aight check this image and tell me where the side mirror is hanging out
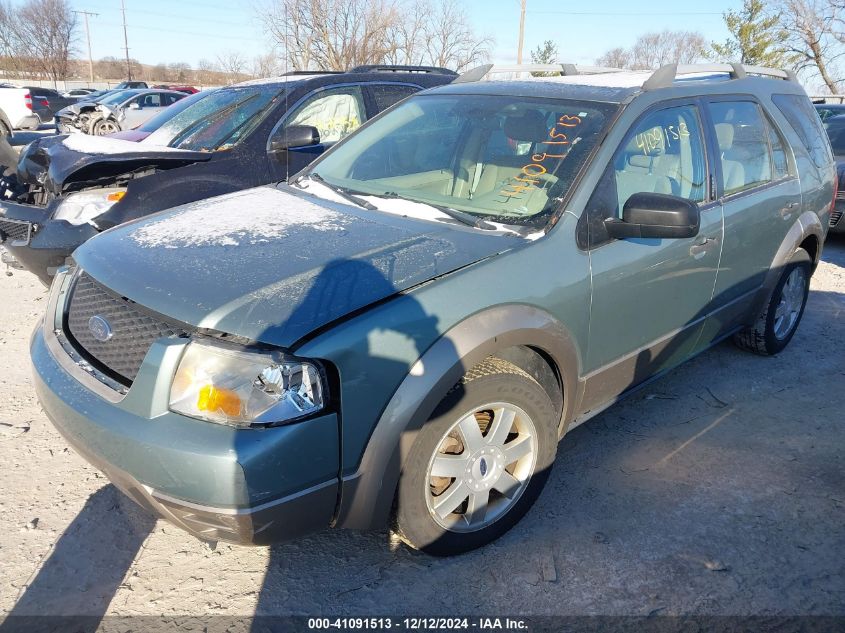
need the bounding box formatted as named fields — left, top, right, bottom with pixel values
left=604, top=192, right=700, bottom=239
left=128, top=102, right=140, bottom=110
left=270, top=125, right=320, bottom=152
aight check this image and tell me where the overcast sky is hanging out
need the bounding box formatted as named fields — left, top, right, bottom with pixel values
left=52, top=0, right=741, bottom=69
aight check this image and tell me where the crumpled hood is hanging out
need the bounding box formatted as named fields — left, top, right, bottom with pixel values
left=17, top=135, right=211, bottom=194
left=55, top=103, right=83, bottom=118
left=74, top=186, right=523, bottom=348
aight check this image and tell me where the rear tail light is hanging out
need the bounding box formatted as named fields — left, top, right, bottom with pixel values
left=24, top=92, right=31, bottom=110
left=40, top=98, right=49, bottom=107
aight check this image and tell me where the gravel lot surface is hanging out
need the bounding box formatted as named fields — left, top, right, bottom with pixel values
left=0, top=237, right=843, bottom=620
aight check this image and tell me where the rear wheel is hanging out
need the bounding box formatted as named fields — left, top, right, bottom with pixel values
left=91, top=117, right=120, bottom=136
left=734, top=249, right=811, bottom=355
left=394, top=358, right=557, bottom=556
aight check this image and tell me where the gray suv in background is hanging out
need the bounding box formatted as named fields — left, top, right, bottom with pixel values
left=31, top=63, right=834, bottom=556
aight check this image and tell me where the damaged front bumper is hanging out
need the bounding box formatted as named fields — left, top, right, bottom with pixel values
left=30, top=269, right=340, bottom=545
left=0, top=200, right=96, bottom=285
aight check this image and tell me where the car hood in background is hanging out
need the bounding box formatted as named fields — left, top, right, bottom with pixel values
left=16, top=134, right=212, bottom=194
left=74, top=185, right=524, bottom=348
left=108, top=129, right=151, bottom=142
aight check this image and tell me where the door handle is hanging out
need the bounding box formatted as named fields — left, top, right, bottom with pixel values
left=690, top=237, right=716, bottom=259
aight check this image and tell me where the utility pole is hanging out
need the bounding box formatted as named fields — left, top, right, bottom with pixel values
left=516, top=0, right=526, bottom=65
left=74, top=10, right=98, bottom=85
left=120, top=0, right=131, bottom=80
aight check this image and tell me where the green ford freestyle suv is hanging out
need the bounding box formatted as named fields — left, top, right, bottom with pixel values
left=31, top=63, right=834, bottom=555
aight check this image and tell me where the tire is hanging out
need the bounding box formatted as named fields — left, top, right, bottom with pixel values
left=91, top=117, right=120, bottom=136
left=394, top=358, right=557, bottom=556
left=733, top=248, right=812, bottom=356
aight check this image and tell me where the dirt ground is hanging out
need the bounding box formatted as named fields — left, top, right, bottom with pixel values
left=0, top=237, right=843, bottom=621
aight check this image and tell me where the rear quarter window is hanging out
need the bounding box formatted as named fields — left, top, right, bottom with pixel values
left=772, top=94, right=833, bottom=168
left=371, top=84, right=419, bottom=111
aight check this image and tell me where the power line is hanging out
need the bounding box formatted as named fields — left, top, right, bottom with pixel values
left=73, top=10, right=98, bottom=85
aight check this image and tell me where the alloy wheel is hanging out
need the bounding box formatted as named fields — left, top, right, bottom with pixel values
left=424, top=402, right=538, bottom=533
left=773, top=266, right=806, bottom=340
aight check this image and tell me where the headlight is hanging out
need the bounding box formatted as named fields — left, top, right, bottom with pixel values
left=52, top=188, right=126, bottom=225
left=169, top=339, right=325, bottom=428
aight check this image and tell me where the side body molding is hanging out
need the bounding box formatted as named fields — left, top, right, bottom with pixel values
left=335, top=304, right=582, bottom=530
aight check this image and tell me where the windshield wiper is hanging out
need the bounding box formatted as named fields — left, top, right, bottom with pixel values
left=378, top=191, right=496, bottom=230
left=298, top=172, right=377, bottom=211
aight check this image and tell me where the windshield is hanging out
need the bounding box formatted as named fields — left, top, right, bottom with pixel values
left=135, top=90, right=210, bottom=133
left=307, top=94, right=617, bottom=228
left=142, top=85, right=284, bottom=151
left=99, top=90, right=137, bottom=105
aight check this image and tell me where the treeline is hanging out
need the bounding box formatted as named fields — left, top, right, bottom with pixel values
left=0, top=0, right=493, bottom=87
left=582, top=0, right=845, bottom=93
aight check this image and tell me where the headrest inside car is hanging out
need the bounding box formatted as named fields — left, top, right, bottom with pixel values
left=715, top=123, right=734, bottom=150
left=504, top=110, right=548, bottom=142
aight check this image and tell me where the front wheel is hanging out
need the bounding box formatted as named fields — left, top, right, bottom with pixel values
left=91, top=117, right=120, bottom=136
left=394, top=358, right=557, bottom=556
left=734, top=249, right=811, bottom=355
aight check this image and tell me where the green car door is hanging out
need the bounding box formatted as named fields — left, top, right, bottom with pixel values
left=698, top=98, right=804, bottom=343
left=579, top=102, right=723, bottom=412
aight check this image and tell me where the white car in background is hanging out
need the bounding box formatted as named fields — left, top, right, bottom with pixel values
left=0, top=84, right=40, bottom=134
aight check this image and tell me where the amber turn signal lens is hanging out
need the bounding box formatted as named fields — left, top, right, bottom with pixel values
left=196, top=384, right=242, bottom=417
left=106, top=191, right=126, bottom=202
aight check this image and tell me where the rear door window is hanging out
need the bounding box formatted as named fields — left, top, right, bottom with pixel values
left=708, top=101, right=773, bottom=196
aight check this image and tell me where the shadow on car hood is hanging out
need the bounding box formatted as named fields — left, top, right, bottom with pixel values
left=17, top=135, right=211, bottom=194
left=74, top=185, right=524, bottom=348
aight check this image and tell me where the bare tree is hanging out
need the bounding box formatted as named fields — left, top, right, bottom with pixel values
left=169, top=62, right=192, bottom=83
left=196, top=58, right=218, bottom=86
left=596, top=30, right=706, bottom=70
left=780, top=0, right=842, bottom=92
left=252, top=52, right=282, bottom=78
left=96, top=56, right=124, bottom=80
left=216, top=51, right=250, bottom=83
left=595, top=47, right=632, bottom=69
left=383, top=0, right=428, bottom=66
left=261, top=0, right=490, bottom=71
left=0, top=0, right=76, bottom=85
left=263, top=0, right=399, bottom=71
left=418, top=0, right=491, bottom=71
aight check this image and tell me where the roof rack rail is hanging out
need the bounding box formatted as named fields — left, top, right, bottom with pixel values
left=349, top=65, right=458, bottom=76
left=453, top=63, right=624, bottom=84
left=642, top=63, right=799, bottom=90
left=282, top=70, right=344, bottom=76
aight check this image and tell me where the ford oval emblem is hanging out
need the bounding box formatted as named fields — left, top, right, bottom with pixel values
left=88, top=315, right=113, bottom=342
left=479, top=457, right=488, bottom=477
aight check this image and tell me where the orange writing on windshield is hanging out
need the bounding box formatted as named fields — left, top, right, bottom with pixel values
left=496, top=113, right=584, bottom=203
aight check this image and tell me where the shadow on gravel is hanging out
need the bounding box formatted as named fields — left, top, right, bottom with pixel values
left=1, top=485, right=154, bottom=630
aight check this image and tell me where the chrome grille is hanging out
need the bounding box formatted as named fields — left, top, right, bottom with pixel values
left=832, top=210, right=843, bottom=227
left=836, top=191, right=845, bottom=201
left=65, top=272, right=190, bottom=384
left=0, top=218, right=32, bottom=245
